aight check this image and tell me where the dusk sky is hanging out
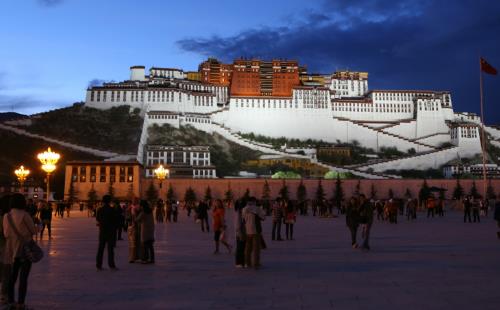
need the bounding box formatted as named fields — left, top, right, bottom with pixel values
left=1, top=0, right=499, bottom=124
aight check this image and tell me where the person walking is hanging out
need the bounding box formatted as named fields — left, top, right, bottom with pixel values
left=3, top=194, right=36, bottom=309
left=234, top=199, right=246, bottom=268
left=463, top=196, right=472, bottom=223
left=243, top=197, right=266, bottom=269
left=197, top=200, right=210, bottom=233
left=472, top=197, right=481, bottom=223
left=271, top=198, right=284, bottom=241
left=406, top=198, right=417, bottom=221
left=426, top=196, right=436, bottom=218
left=375, top=200, right=384, bottom=221
left=165, top=200, right=173, bottom=223
left=284, top=201, right=296, bottom=240
left=114, top=200, right=124, bottom=241
left=126, top=199, right=142, bottom=263
left=0, top=195, right=11, bottom=305
left=346, top=197, right=360, bottom=248
left=155, top=199, right=165, bottom=224
left=212, top=200, right=231, bottom=254
left=96, top=195, right=118, bottom=270
left=358, top=194, right=374, bottom=251
left=39, top=201, right=53, bottom=240
left=494, top=198, right=500, bottom=239
left=172, top=201, right=178, bottom=223
left=137, top=200, right=155, bottom=264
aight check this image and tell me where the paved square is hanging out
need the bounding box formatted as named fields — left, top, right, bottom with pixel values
left=26, top=209, right=500, bottom=310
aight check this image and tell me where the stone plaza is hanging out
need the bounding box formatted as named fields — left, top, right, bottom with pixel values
left=26, top=209, right=500, bottom=310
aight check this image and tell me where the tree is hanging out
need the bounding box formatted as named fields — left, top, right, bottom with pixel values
left=354, top=180, right=362, bottom=197
left=87, top=184, right=98, bottom=207
left=486, top=180, right=496, bottom=200
left=388, top=189, right=394, bottom=199
left=243, top=188, right=251, bottom=201
left=296, top=180, right=307, bottom=203
left=204, top=186, right=212, bottom=202
left=333, top=176, right=344, bottom=209
left=470, top=181, right=479, bottom=199
left=370, top=183, right=377, bottom=200
left=107, top=181, right=115, bottom=201
left=262, top=180, right=271, bottom=201
left=418, top=179, right=430, bottom=206
left=452, top=178, right=464, bottom=200
left=404, top=188, right=412, bottom=199
left=279, top=181, right=289, bottom=200
left=145, top=181, right=158, bottom=204
left=184, top=187, right=197, bottom=205
left=166, top=183, right=175, bottom=202
left=67, top=181, right=78, bottom=204
left=315, top=179, right=325, bottom=202
left=224, top=186, right=234, bottom=203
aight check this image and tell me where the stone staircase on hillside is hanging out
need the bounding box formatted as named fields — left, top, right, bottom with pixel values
left=351, top=146, right=459, bottom=172
left=205, top=121, right=396, bottom=179
left=314, top=160, right=399, bottom=179
left=341, top=118, right=436, bottom=150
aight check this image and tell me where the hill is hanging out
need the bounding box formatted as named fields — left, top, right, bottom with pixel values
left=2, top=103, right=262, bottom=180
left=24, top=104, right=143, bottom=154
left=0, top=128, right=103, bottom=196
left=0, top=112, right=27, bottom=122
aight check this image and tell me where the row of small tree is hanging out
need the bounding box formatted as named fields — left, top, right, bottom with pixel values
left=76, top=177, right=497, bottom=206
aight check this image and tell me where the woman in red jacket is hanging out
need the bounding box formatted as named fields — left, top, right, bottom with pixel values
left=212, top=200, right=232, bottom=254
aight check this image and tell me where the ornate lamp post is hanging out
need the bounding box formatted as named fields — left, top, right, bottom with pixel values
left=154, top=164, right=169, bottom=189
left=14, top=165, right=30, bottom=193
left=37, top=147, right=60, bottom=203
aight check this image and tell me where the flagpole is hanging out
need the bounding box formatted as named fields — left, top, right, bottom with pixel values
left=479, top=57, right=487, bottom=199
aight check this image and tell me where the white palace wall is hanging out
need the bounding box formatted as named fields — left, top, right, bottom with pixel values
left=222, top=101, right=432, bottom=153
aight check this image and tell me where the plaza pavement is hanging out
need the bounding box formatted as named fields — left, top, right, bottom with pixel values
left=25, top=209, right=500, bottom=310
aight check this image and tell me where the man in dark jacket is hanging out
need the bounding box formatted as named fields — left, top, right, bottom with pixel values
left=197, top=201, right=210, bottom=232
left=494, top=199, right=500, bottom=239
left=358, top=195, right=374, bottom=251
left=96, top=195, right=118, bottom=270
left=346, top=197, right=360, bottom=248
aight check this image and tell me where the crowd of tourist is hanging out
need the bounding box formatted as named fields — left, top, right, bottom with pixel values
left=0, top=188, right=499, bottom=309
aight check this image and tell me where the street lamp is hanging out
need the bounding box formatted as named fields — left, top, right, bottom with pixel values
left=14, top=165, right=30, bottom=192
left=37, top=147, right=60, bottom=203
left=154, top=164, right=169, bottom=188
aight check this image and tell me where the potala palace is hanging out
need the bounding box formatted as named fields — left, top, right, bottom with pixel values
left=84, top=58, right=500, bottom=179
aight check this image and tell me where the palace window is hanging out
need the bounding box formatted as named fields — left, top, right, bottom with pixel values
left=79, top=166, right=86, bottom=182
left=71, top=167, right=78, bottom=182
left=127, top=167, right=134, bottom=182
left=100, top=166, right=106, bottom=182
left=119, top=166, right=126, bottom=182
left=110, top=167, right=116, bottom=183
left=90, top=166, right=96, bottom=182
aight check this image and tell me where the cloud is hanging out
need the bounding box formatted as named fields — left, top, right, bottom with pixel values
left=87, top=79, right=116, bottom=88
left=0, top=94, right=67, bottom=115
left=88, top=79, right=106, bottom=88
left=177, top=0, right=500, bottom=124
left=37, top=0, right=64, bottom=7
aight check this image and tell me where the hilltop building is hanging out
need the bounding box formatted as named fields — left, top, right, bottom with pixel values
left=84, top=57, right=500, bottom=178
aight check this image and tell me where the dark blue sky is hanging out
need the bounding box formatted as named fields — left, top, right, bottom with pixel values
left=1, top=0, right=499, bottom=124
